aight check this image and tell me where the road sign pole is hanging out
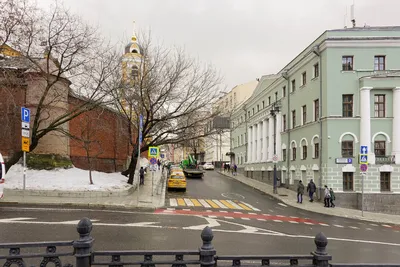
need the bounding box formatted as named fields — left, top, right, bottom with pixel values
left=152, top=171, right=154, bottom=197
left=361, top=172, right=365, bottom=217
left=137, top=115, right=143, bottom=204
left=23, top=151, right=26, bottom=190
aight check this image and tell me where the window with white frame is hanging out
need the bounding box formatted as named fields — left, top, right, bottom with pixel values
left=301, top=139, right=308, bottom=160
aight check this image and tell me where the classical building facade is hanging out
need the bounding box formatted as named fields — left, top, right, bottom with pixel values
left=231, top=26, right=400, bottom=213
left=204, top=81, right=257, bottom=163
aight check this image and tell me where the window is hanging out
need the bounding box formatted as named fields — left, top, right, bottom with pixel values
left=257, top=104, right=260, bottom=112
left=302, top=72, right=307, bottom=86
left=380, top=172, right=391, bottom=191
left=341, top=141, right=353, bottom=157
left=283, top=86, right=286, bottom=97
left=275, top=92, right=278, bottom=101
left=374, top=94, right=386, bottom=117
left=374, top=141, right=386, bottom=156
left=292, top=110, right=296, bottom=128
left=302, top=145, right=307, bottom=159
left=268, top=96, right=271, bottom=105
left=342, top=56, right=353, bottom=71
left=313, top=63, right=319, bottom=78
left=314, top=99, right=319, bottom=121
left=302, top=105, right=307, bottom=125
left=262, top=101, right=265, bottom=109
left=314, top=143, right=319, bottom=158
left=343, top=172, right=354, bottom=191
left=292, top=147, right=296, bottom=161
left=374, top=56, right=385, bottom=71
left=252, top=108, right=254, bottom=115
left=291, top=79, right=296, bottom=92
left=342, top=94, right=353, bottom=117
left=247, top=111, right=250, bottom=118
left=283, top=114, right=286, bottom=131
left=282, top=149, right=287, bottom=161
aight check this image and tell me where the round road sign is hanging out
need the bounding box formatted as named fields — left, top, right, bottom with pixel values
left=360, top=164, right=368, bottom=172
left=272, top=154, right=278, bottom=162
left=150, top=157, right=157, bottom=165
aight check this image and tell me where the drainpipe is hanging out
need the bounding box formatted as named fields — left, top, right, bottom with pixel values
left=313, top=45, right=322, bottom=200
left=282, top=70, right=290, bottom=188
left=243, top=104, right=248, bottom=168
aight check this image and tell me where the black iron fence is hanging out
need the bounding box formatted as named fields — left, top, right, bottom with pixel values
left=0, top=218, right=398, bottom=267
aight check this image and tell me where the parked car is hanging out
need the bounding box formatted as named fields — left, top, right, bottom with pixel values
left=203, top=162, right=215, bottom=170
left=167, top=171, right=187, bottom=192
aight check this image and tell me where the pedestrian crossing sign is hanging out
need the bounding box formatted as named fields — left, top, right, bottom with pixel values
left=359, top=155, right=368, bottom=164
left=148, top=146, right=159, bottom=157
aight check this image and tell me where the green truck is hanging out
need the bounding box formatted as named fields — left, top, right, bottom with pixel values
left=180, top=154, right=205, bottom=179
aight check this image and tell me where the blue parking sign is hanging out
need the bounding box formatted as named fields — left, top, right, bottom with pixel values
left=21, top=107, right=30, bottom=123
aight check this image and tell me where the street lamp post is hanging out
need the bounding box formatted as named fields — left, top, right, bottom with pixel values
left=270, top=102, right=280, bottom=195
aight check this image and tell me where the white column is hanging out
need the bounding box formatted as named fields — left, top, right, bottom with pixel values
left=393, top=87, right=400, bottom=164
left=247, top=126, right=252, bottom=163
left=252, top=124, right=257, bottom=162
left=360, top=87, right=373, bottom=163
left=262, top=119, right=268, bottom=162
left=257, top=121, right=262, bottom=162
left=268, top=117, right=274, bottom=161
left=276, top=113, right=282, bottom=161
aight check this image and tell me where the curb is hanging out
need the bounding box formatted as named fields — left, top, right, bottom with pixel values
left=217, top=171, right=400, bottom=225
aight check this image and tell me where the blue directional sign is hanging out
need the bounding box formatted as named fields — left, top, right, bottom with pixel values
left=347, top=158, right=353, bottom=164
left=21, top=107, right=30, bottom=123
left=360, top=146, right=368, bottom=155
left=360, top=155, right=368, bottom=164
left=160, top=154, right=164, bottom=159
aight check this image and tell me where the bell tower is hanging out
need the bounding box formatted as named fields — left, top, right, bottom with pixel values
left=121, top=21, right=142, bottom=85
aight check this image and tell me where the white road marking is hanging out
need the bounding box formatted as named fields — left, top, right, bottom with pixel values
left=183, top=209, right=190, bottom=211
left=257, top=219, right=266, bottom=221
left=163, top=210, right=174, bottom=213
left=183, top=217, right=220, bottom=230
left=167, top=207, right=175, bottom=211
left=206, top=210, right=212, bottom=212
left=226, top=200, right=243, bottom=210
left=333, top=224, right=344, bottom=228
left=269, top=209, right=274, bottom=212
left=169, top=199, right=178, bottom=207
left=319, top=223, right=330, bottom=226
left=241, top=218, right=250, bottom=220
left=234, top=211, right=243, bottom=214
left=290, top=216, right=299, bottom=218
left=241, top=202, right=261, bottom=211
left=304, top=222, right=314, bottom=225
left=273, top=220, right=283, bottom=223
left=221, top=192, right=245, bottom=199
left=263, top=214, right=271, bottom=216
left=349, top=226, right=359, bottom=229
left=213, top=200, right=228, bottom=209
left=278, top=203, right=288, bottom=207
left=224, top=217, right=234, bottom=219
left=199, top=199, right=211, bottom=208
left=370, top=223, right=379, bottom=226
left=184, top=198, right=194, bottom=207
left=219, top=210, right=228, bottom=213
left=0, top=217, right=36, bottom=222
left=277, top=215, right=285, bottom=217
left=289, top=221, right=299, bottom=224
left=382, top=224, right=393, bottom=228
left=208, top=215, right=217, bottom=218
left=248, top=212, right=257, bottom=215
left=366, top=228, right=373, bottom=231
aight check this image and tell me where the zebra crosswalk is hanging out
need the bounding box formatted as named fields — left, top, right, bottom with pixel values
left=168, top=198, right=260, bottom=211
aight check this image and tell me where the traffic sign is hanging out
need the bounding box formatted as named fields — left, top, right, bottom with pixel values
left=148, top=146, right=159, bottom=157
left=149, top=157, right=157, bottom=165
left=21, top=122, right=29, bottom=129
left=360, top=164, right=368, bottom=172
left=272, top=154, right=278, bottom=163
left=360, top=146, right=368, bottom=155
left=160, top=154, right=164, bottom=159
left=359, top=155, right=368, bottom=164
left=22, top=137, right=30, bottom=152
left=21, top=129, right=30, bottom=138
left=21, top=107, right=30, bottom=123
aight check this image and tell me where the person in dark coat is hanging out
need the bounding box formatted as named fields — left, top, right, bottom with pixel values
left=329, top=188, right=336, bottom=208
left=297, top=180, right=305, bottom=204
left=139, top=167, right=145, bottom=185
left=307, top=179, right=317, bottom=202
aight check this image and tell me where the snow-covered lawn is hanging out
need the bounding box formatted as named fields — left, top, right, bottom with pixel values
left=4, top=164, right=132, bottom=191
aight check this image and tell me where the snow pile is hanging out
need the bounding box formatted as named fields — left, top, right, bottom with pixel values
left=4, top=164, right=132, bottom=192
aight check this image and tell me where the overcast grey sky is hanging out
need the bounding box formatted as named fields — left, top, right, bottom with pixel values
left=38, top=0, right=400, bottom=91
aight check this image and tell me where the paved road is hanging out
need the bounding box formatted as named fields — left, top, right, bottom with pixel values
left=0, top=207, right=400, bottom=264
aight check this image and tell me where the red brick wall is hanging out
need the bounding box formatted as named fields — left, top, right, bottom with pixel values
left=68, top=96, right=134, bottom=172
left=0, top=71, right=26, bottom=159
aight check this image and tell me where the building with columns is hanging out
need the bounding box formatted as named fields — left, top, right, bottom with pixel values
left=231, top=26, right=400, bottom=213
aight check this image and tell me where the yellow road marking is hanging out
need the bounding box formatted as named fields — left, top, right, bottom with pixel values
left=205, top=199, right=220, bottom=209
left=190, top=199, right=202, bottom=207
left=220, top=200, right=236, bottom=209
left=177, top=198, right=186, bottom=206
left=238, top=203, right=252, bottom=211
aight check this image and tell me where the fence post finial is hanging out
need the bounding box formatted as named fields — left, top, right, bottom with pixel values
left=311, top=232, right=331, bottom=267
left=74, top=218, right=94, bottom=267
left=200, top=227, right=216, bottom=267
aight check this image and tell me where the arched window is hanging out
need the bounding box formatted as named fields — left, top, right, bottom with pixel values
left=300, top=138, right=308, bottom=160
left=290, top=141, right=297, bottom=161
left=131, top=66, right=139, bottom=78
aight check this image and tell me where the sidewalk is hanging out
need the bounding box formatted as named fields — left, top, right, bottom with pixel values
left=218, top=170, right=400, bottom=225
left=1, top=170, right=167, bottom=210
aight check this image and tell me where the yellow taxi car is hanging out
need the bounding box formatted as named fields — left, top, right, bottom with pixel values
left=167, top=171, right=187, bottom=192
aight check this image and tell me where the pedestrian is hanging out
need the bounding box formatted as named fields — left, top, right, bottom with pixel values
left=307, top=179, right=317, bottom=202
left=297, top=180, right=304, bottom=203
left=233, top=164, right=237, bottom=176
left=329, top=188, right=336, bottom=208
left=324, top=185, right=330, bottom=207
left=157, top=159, right=161, bottom=170
left=139, top=167, right=145, bottom=185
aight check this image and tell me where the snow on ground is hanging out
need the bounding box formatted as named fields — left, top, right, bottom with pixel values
left=4, top=164, right=132, bottom=192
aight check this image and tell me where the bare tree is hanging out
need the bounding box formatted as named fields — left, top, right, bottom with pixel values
left=0, top=1, right=120, bottom=171
left=111, top=33, right=222, bottom=184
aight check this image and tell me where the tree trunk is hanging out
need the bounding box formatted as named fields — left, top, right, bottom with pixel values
left=127, top=156, right=138, bottom=185
left=5, top=150, right=23, bottom=172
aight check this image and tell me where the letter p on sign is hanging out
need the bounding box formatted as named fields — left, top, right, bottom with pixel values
left=21, top=107, right=30, bottom=123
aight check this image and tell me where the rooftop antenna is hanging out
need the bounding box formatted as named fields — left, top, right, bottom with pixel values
left=344, top=7, right=348, bottom=28
left=351, top=0, right=356, bottom=28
